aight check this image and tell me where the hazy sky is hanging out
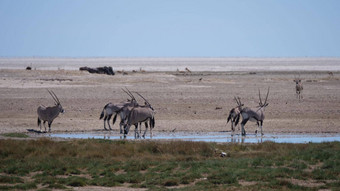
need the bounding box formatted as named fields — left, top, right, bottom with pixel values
left=1, top=0, right=339, bottom=57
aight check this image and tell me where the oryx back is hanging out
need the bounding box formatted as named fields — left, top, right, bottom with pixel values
left=127, top=107, right=154, bottom=125
left=241, top=107, right=265, bottom=122
left=103, top=102, right=123, bottom=117
left=37, top=105, right=60, bottom=122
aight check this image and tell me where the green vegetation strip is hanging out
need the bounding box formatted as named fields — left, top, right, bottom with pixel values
left=1, top=133, right=29, bottom=138
left=0, top=138, right=339, bottom=190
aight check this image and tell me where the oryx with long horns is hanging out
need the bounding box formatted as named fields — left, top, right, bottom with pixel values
left=239, top=88, right=270, bottom=136
left=99, top=88, right=138, bottom=132
left=227, top=97, right=243, bottom=133
left=123, top=92, right=155, bottom=138
left=37, top=90, right=64, bottom=132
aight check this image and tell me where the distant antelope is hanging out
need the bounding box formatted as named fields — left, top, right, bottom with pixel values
left=99, top=88, right=138, bottom=132
left=328, top=71, right=333, bottom=77
left=123, top=92, right=155, bottom=138
left=294, top=77, right=303, bottom=100
left=227, top=97, right=243, bottom=132
left=239, top=88, right=270, bottom=136
left=37, top=90, right=64, bottom=132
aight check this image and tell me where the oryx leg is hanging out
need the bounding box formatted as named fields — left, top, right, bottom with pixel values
left=119, top=119, right=125, bottom=134
left=142, top=121, right=149, bottom=138
left=260, top=120, right=264, bottom=136
left=231, top=119, right=235, bottom=132
left=150, top=118, right=154, bottom=138
left=38, top=118, right=42, bottom=132
left=255, top=121, right=259, bottom=135
left=139, top=122, right=142, bottom=135
left=103, top=115, right=108, bottom=130
left=43, top=121, right=47, bottom=132
left=48, top=121, right=52, bottom=132
left=124, top=124, right=130, bottom=138
left=231, top=121, right=235, bottom=136
left=107, top=114, right=113, bottom=130
left=240, top=118, right=249, bottom=136
left=235, top=115, right=240, bottom=131
left=134, top=124, right=139, bottom=138
left=118, top=112, right=125, bottom=134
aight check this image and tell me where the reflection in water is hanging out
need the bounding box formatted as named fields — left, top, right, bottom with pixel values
left=45, top=131, right=340, bottom=144
left=230, top=135, right=263, bottom=143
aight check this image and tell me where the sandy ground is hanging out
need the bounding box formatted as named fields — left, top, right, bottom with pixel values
left=0, top=68, right=339, bottom=136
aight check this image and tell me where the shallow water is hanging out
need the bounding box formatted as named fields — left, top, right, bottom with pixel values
left=45, top=131, right=340, bottom=143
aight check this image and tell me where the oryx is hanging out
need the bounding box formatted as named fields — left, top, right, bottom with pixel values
left=294, top=76, right=303, bottom=100
left=37, top=90, right=64, bottom=132
left=227, top=97, right=243, bottom=132
left=99, top=88, right=138, bottom=132
left=118, top=105, right=148, bottom=138
left=123, top=92, right=155, bottom=138
left=239, top=88, right=270, bottom=136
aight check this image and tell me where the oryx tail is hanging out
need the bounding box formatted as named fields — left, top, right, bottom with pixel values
left=99, top=103, right=110, bottom=119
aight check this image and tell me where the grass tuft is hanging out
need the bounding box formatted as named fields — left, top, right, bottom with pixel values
left=1, top=133, right=29, bottom=138
left=0, top=175, right=23, bottom=184
left=208, top=171, right=237, bottom=185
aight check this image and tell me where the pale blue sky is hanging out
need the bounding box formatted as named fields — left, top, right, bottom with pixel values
left=0, top=0, right=339, bottom=57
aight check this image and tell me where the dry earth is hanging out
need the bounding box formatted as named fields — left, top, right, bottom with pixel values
left=0, top=69, right=339, bottom=137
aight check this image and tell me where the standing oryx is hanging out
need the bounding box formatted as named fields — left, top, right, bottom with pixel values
left=294, top=76, right=303, bottom=100
left=238, top=88, right=270, bottom=136
left=37, top=90, right=64, bottom=132
left=99, top=88, right=138, bottom=132
left=123, top=92, right=155, bottom=138
left=227, top=97, right=243, bottom=133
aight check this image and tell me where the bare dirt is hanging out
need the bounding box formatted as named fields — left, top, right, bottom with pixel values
left=0, top=68, right=339, bottom=137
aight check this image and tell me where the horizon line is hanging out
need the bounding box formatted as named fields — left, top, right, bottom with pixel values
left=1, top=56, right=340, bottom=59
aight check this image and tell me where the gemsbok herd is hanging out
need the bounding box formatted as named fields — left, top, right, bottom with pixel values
left=37, top=78, right=303, bottom=138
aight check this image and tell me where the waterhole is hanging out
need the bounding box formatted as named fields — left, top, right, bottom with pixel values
left=41, top=131, right=340, bottom=143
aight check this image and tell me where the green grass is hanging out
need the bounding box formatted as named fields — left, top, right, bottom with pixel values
left=1, top=133, right=29, bottom=138
left=0, top=139, right=339, bottom=190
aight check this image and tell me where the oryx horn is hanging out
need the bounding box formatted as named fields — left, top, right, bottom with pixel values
left=47, top=89, right=60, bottom=104
left=264, top=87, right=270, bottom=105
left=234, top=96, right=240, bottom=106
left=122, top=88, right=135, bottom=100
left=135, top=92, right=151, bottom=106
left=258, top=89, right=263, bottom=106
left=126, top=88, right=136, bottom=100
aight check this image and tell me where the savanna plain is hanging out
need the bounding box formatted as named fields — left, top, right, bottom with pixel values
left=0, top=58, right=340, bottom=190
